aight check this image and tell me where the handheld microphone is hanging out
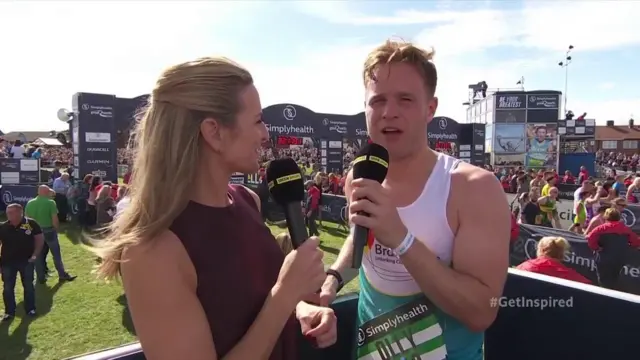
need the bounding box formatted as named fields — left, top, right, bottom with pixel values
left=351, top=143, right=389, bottom=268
left=267, top=158, right=309, bottom=249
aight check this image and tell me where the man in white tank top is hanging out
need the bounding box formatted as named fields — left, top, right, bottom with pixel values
left=317, top=40, right=511, bottom=360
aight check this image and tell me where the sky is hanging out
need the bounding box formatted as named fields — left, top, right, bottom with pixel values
left=1, top=0, right=639, bottom=132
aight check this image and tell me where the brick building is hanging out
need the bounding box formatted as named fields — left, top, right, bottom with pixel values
left=595, top=120, right=640, bottom=155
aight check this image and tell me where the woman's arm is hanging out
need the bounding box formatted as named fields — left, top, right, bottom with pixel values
left=122, top=231, right=298, bottom=360
left=585, top=192, right=602, bottom=205
left=584, top=217, right=599, bottom=235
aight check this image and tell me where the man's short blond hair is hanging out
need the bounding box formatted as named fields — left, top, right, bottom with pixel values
left=363, top=39, right=437, bottom=96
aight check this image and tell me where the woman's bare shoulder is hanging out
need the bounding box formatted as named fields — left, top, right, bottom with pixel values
left=121, top=230, right=195, bottom=286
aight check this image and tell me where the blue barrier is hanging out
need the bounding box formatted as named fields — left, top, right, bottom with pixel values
left=68, top=269, right=640, bottom=360
left=486, top=269, right=640, bottom=359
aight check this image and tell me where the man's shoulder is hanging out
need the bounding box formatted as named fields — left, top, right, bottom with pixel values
left=450, top=163, right=504, bottom=206
left=451, top=162, right=500, bottom=189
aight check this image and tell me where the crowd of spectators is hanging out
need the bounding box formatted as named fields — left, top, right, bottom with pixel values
left=1, top=139, right=73, bottom=166
left=597, top=150, right=639, bottom=172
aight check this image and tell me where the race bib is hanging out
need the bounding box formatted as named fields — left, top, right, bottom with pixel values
left=357, top=297, right=447, bottom=360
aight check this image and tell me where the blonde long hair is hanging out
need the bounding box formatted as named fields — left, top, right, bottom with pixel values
left=94, top=57, right=253, bottom=280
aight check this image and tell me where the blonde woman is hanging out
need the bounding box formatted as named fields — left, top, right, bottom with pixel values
left=516, top=236, right=590, bottom=284
left=95, top=185, right=115, bottom=226
left=94, top=57, right=335, bottom=360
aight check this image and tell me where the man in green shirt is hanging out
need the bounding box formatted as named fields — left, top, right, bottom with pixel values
left=25, top=185, right=76, bottom=283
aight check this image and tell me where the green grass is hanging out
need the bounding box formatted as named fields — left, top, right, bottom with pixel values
left=0, top=220, right=356, bottom=360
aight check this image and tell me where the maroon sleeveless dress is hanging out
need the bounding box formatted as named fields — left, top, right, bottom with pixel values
left=170, top=185, right=298, bottom=359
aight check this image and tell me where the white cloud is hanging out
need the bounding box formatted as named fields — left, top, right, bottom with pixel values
left=297, top=1, right=640, bottom=52
left=244, top=41, right=548, bottom=122
left=599, top=82, right=616, bottom=91
left=0, top=1, right=257, bottom=132
left=292, top=2, right=463, bottom=26
left=1, top=1, right=638, bottom=132
left=282, top=1, right=640, bottom=124
left=570, top=99, right=639, bottom=124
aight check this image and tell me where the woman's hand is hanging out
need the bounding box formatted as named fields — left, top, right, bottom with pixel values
left=296, top=302, right=337, bottom=348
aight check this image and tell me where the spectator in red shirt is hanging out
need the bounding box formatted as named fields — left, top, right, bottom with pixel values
left=552, top=169, right=559, bottom=184
left=587, top=208, right=640, bottom=290
left=577, top=166, right=589, bottom=184
left=326, top=173, right=340, bottom=194
left=305, top=178, right=322, bottom=236
left=510, top=213, right=519, bottom=243
left=123, top=169, right=132, bottom=185
left=562, top=170, right=575, bottom=184
left=516, top=236, right=591, bottom=284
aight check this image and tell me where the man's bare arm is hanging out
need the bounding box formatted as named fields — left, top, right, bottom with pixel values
left=399, top=168, right=510, bottom=331
left=329, top=170, right=355, bottom=276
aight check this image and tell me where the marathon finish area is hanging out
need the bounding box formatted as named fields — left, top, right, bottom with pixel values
left=257, top=185, right=640, bottom=296
left=511, top=224, right=640, bottom=295
left=507, top=189, right=640, bottom=296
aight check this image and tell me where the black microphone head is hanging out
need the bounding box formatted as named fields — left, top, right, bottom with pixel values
left=266, top=158, right=305, bottom=205
left=352, top=143, right=389, bottom=183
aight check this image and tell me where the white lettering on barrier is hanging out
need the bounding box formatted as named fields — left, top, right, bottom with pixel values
left=491, top=296, right=573, bottom=309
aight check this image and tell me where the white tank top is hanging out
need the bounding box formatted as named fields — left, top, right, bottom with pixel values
left=362, top=153, right=460, bottom=296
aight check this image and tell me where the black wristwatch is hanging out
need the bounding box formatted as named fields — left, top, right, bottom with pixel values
left=326, top=269, right=344, bottom=292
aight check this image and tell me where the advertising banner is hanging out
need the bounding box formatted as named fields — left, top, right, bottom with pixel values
left=326, top=141, right=343, bottom=175
left=495, top=110, right=526, bottom=123
left=262, top=103, right=368, bottom=175
left=0, top=159, right=40, bottom=185
left=494, top=124, right=526, bottom=153
left=262, top=104, right=367, bottom=139
left=510, top=224, right=640, bottom=295
left=526, top=94, right=560, bottom=124
left=1, top=184, right=38, bottom=210
left=527, top=94, right=560, bottom=109
left=495, top=94, right=526, bottom=110
left=428, top=117, right=460, bottom=145
left=495, top=154, right=525, bottom=167
left=471, top=123, right=486, bottom=166
left=527, top=108, right=560, bottom=123
left=75, top=92, right=118, bottom=182
left=526, top=123, right=557, bottom=168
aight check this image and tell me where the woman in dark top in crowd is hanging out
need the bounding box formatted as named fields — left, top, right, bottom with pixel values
left=87, top=176, right=102, bottom=226
left=95, top=57, right=335, bottom=360
left=95, top=186, right=116, bottom=226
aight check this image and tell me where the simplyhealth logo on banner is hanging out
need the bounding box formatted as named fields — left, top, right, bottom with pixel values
left=2, top=190, right=34, bottom=206
left=81, top=104, right=114, bottom=118
left=528, top=95, right=559, bottom=109
left=266, top=123, right=314, bottom=135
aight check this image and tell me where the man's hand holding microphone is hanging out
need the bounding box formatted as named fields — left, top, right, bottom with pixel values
left=318, top=143, right=395, bottom=307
